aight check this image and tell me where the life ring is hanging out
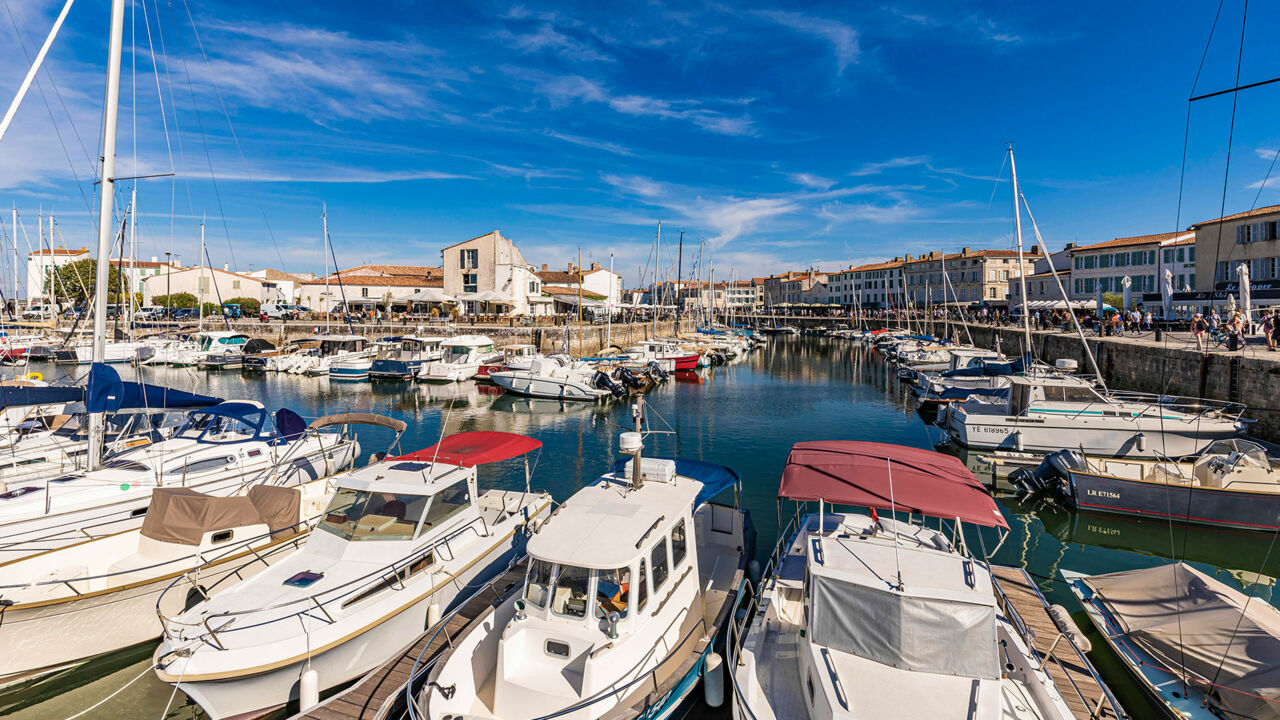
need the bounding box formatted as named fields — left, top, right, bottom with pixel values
left=23, top=372, right=41, bottom=381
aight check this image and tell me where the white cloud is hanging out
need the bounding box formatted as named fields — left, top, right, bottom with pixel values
left=788, top=172, right=836, bottom=190
left=849, top=155, right=931, bottom=176
left=535, top=74, right=756, bottom=136
left=754, top=11, right=860, bottom=76
left=543, top=130, right=638, bottom=157
left=495, top=23, right=614, bottom=63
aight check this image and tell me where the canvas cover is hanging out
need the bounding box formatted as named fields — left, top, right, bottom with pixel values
left=140, top=486, right=300, bottom=545
left=811, top=573, right=999, bottom=680
left=1086, top=563, right=1280, bottom=719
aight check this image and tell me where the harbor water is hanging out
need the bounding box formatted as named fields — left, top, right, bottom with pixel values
left=4, top=335, right=1273, bottom=720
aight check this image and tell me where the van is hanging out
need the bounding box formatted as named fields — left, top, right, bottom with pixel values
left=137, top=305, right=166, bottom=321
left=21, top=303, right=55, bottom=320
left=262, top=303, right=296, bottom=320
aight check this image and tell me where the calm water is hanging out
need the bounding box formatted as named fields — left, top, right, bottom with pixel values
left=4, top=337, right=1275, bottom=719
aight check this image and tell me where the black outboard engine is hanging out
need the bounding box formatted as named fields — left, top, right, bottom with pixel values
left=1011, top=448, right=1087, bottom=495
left=645, top=360, right=668, bottom=381
left=593, top=370, right=625, bottom=397
left=711, top=351, right=726, bottom=366
left=613, top=367, right=646, bottom=390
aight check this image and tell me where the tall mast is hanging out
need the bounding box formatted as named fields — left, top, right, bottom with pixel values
left=197, top=216, right=205, bottom=331
left=323, top=206, right=330, bottom=332
left=1008, top=146, right=1033, bottom=361
left=87, top=0, right=126, bottom=469
left=11, top=206, right=17, bottom=315
left=654, top=221, right=661, bottom=335
left=128, top=186, right=136, bottom=339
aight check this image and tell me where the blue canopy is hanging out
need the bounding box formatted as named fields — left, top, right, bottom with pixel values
left=941, top=357, right=1024, bottom=378
left=86, top=363, right=222, bottom=413
left=608, top=455, right=740, bottom=506
left=0, top=384, right=83, bottom=410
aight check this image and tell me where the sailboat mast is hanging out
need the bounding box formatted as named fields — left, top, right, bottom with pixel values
left=87, top=0, right=126, bottom=469
left=323, top=206, right=330, bottom=332
left=1009, top=146, right=1033, bottom=360
left=198, top=217, right=205, bottom=331
left=128, top=186, right=136, bottom=340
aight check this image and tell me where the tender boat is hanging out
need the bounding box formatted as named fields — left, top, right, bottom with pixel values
left=731, top=441, right=1079, bottom=720
left=420, top=401, right=753, bottom=720
left=1015, top=438, right=1280, bottom=531
left=939, top=375, right=1247, bottom=458
left=418, top=335, right=503, bottom=382
left=153, top=430, right=552, bottom=720
left=0, top=399, right=360, bottom=561
left=1065, top=562, right=1280, bottom=720
left=368, top=336, right=445, bottom=380
left=489, top=356, right=619, bottom=401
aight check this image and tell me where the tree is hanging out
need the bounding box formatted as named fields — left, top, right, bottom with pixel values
left=201, top=302, right=221, bottom=317
left=1102, top=292, right=1124, bottom=312
left=44, top=259, right=125, bottom=305
left=226, top=297, right=260, bottom=315
left=151, top=292, right=198, bottom=309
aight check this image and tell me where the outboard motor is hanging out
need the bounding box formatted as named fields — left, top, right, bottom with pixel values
left=1011, top=448, right=1087, bottom=495
left=645, top=360, right=668, bottom=381
left=593, top=370, right=625, bottom=397
left=613, top=367, right=646, bottom=390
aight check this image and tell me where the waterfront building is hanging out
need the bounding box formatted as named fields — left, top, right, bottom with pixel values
left=1191, top=204, right=1280, bottom=288
left=828, top=258, right=907, bottom=310
left=299, top=265, right=443, bottom=313
left=1068, top=232, right=1193, bottom=303
left=905, top=247, right=1039, bottom=307
left=245, top=268, right=314, bottom=304
left=440, top=230, right=545, bottom=316
left=536, top=261, right=623, bottom=315
left=140, top=265, right=278, bottom=307
left=26, top=246, right=89, bottom=301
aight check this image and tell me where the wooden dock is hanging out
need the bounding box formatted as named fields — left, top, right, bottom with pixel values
left=293, top=562, right=527, bottom=720
left=991, top=565, right=1124, bottom=720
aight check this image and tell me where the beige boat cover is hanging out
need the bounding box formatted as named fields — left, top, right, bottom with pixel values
left=1085, top=562, right=1280, bottom=719
left=140, top=486, right=300, bottom=546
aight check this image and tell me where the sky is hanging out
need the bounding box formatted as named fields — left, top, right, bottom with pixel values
left=2, top=0, right=1280, bottom=292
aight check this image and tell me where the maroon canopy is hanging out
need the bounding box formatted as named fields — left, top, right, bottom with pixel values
left=778, top=441, right=1008, bottom=528
left=396, top=431, right=542, bottom=467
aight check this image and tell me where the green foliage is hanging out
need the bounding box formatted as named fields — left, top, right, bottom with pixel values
left=1102, top=292, right=1125, bottom=311
left=201, top=302, right=221, bottom=317
left=225, top=297, right=260, bottom=315
left=44, top=259, right=125, bottom=304
left=151, top=292, right=197, bottom=309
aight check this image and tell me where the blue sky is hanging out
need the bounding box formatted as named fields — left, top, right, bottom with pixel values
left=3, top=0, right=1280, bottom=289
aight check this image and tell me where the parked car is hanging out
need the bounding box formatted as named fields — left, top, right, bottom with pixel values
left=262, top=303, right=298, bottom=320
left=21, top=303, right=56, bottom=320
left=167, top=307, right=197, bottom=320
left=136, top=305, right=166, bottom=321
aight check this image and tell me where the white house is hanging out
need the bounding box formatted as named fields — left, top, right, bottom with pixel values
left=442, top=231, right=547, bottom=316
left=141, top=265, right=276, bottom=306
left=245, top=268, right=314, bottom=304
left=536, top=261, right=624, bottom=315
left=27, top=246, right=89, bottom=301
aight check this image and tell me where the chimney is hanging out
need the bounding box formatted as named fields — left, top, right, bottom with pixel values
left=1065, top=242, right=1076, bottom=250
left=151, top=256, right=158, bottom=263
left=904, top=254, right=912, bottom=261
left=223, top=262, right=229, bottom=271
left=590, top=261, right=600, bottom=270
left=1030, top=246, right=1042, bottom=255
left=541, top=263, right=548, bottom=271
left=961, top=247, right=971, bottom=256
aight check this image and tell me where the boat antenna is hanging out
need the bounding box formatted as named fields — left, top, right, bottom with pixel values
left=421, top=398, right=457, bottom=487
left=885, top=457, right=904, bottom=591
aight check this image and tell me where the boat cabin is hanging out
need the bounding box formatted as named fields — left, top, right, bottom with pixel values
left=440, top=335, right=496, bottom=362
left=948, top=348, right=1001, bottom=372
left=317, top=336, right=369, bottom=356
left=1006, top=375, right=1106, bottom=416
left=195, top=332, right=249, bottom=352
left=500, top=344, right=536, bottom=361
left=168, top=401, right=306, bottom=445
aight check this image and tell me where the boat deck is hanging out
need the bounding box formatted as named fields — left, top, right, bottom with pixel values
left=291, top=562, right=528, bottom=720
left=990, top=565, right=1124, bottom=720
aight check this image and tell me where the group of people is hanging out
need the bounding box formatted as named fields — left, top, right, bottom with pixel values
left=1189, top=308, right=1280, bottom=352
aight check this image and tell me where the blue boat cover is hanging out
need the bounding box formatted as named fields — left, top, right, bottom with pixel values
left=86, top=363, right=222, bottom=413
left=941, top=357, right=1024, bottom=378
left=275, top=408, right=308, bottom=441
left=0, top=384, right=83, bottom=410
left=607, top=456, right=740, bottom=506
left=936, top=386, right=1009, bottom=401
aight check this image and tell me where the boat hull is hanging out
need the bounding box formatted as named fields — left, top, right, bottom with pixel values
left=489, top=372, right=606, bottom=401
left=367, top=358, right=422, bottom=381
left=1067, top=470, right=1280, bottom=532
left=168, top=529, right=531, bottom=720
left=943, top=409, right=1240, bottom=459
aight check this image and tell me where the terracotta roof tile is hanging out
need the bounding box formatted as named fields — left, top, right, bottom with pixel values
left=1073, top=231, right=1193, bottom=252
left=542, top=286, right=606, bottom=299
left=1191, top=204, right=1280, bottom=228
left=536, top=270, right=582, bottom=283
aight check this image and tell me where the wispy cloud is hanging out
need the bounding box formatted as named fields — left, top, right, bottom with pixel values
left=753, top=11, right=860, bottom=76
left=788, top=172, right=836, bottom=190
left=543, top=130, right=638, bottom=157
left=533, top=74, right=756, bottom=136
left=849, top=155, right=931, bottom=176
left=494, top=23, right=615, bottom=64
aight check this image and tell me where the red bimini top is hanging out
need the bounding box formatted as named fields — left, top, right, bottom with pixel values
left=778, top=441, right=1008, bottom=529
left=395, top=431, right=542, bottom=467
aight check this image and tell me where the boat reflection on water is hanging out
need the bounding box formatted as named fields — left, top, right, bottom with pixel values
left=1009, top=494, right=1280, bottom=594
left=673, top=370, right=704, bottom=384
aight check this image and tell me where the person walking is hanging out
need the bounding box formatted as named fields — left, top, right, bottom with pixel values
left=1192, top=312, right=1207, bottom=351
left=1271, top=309, right=1280, bottom=352
left=1263, top=310, right=1276, bottom=352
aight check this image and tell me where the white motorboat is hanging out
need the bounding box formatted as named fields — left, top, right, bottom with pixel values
left=169, top=331, right=249, bottom=367
left=489, top=356, right=616, bottom=401
left=939, top=375, right=1248, bottom=458
left=53, top=340, right=147, bottom=365
left=731, top=441, right=1083, bottom=720
left=0, top=413, right=401, bottom=685
left=418, top=334, right=502, bottom=382
left=477, top=343, right=540, bottom=378
left=136, top=336, right=200, bottom=366
left=620, top=340, right=700, bottom=372
left=368, top=336, right=446, bottom=380
left=153, top=430, right=552, bottom=720
left=420, top=402, right=752, bottom=720
left=0, top=409, right=186, bottom=487
left=285, top=334, right=374, bottom=376
left=0, top=400, right=360, bottom=561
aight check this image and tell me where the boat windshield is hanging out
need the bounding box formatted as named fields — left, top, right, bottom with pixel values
left=522, top=562, right=632, bottom=620
left=442, top=346, right=471, bottom=362
left=317, top=488, right=432, bottom=541
left=175, top=410, right=260, bottom=443
left=1203, top=439, right=1274, bottom=469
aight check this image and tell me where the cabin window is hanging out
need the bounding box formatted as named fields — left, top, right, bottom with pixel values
left=551, top=565, right=591, bottom=618
left=636, top=560, right=649, bottom=612
left=651, top=541, right=669, bottom=591
left=671, top=520, right=687, bottom=568
left=595, top=567, right=631, bottom=618
left=419, top=479, right=470, bottom=529
left=166, top=455, right=235, bottom=475
left=525, top=559, right=555, bottom=608
left=545, top=640, right=570, bottom=658
left=316, top=488, right=432, bottom=541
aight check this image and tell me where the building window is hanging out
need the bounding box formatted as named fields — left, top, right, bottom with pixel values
left=461, top=249, right=479, bottom=269
left=463, top=273, right=478, bottom=293
left=529, top=281, right=538, bottom=293
left=232, top=280, right=241, bottom=290
left=1101, top=254, right=1113, bottom=268
left=361, top=287, right=369, bottom=298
